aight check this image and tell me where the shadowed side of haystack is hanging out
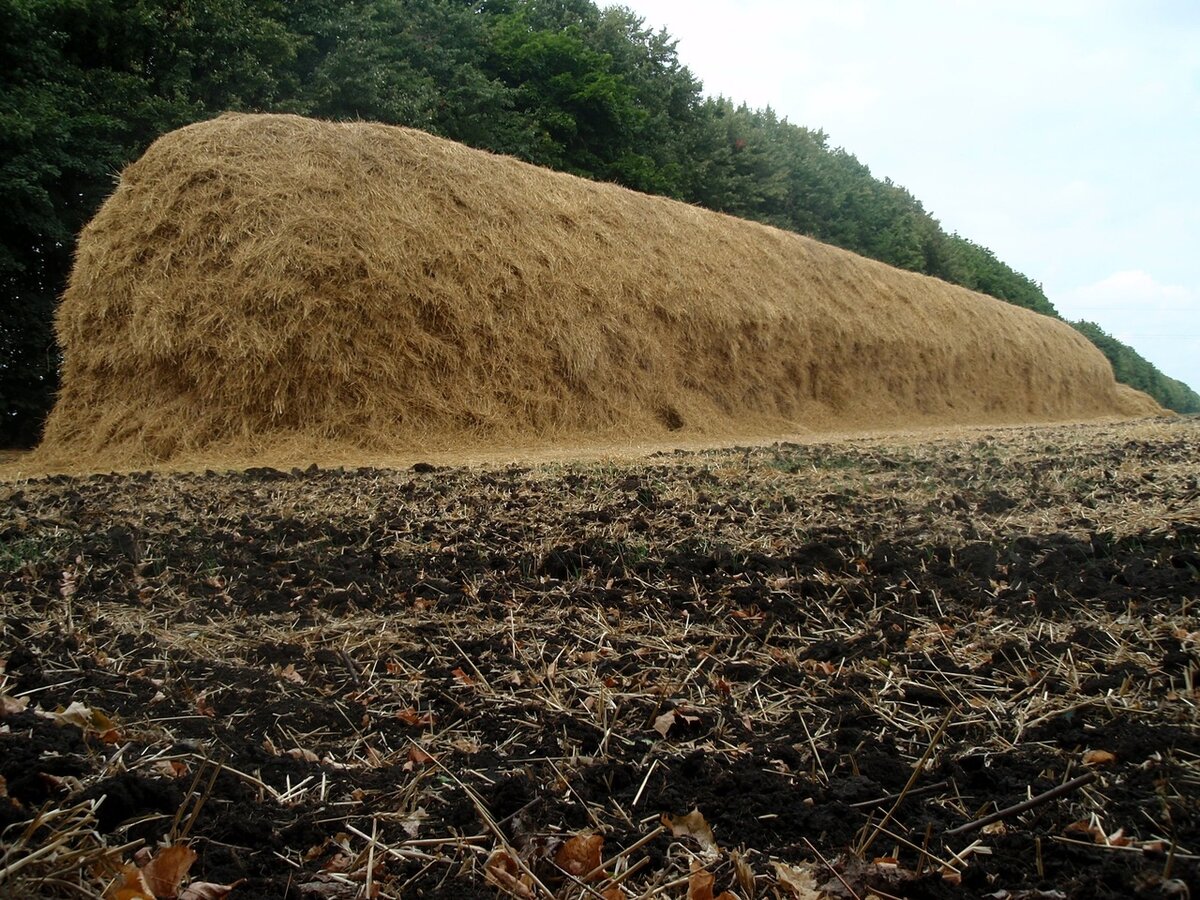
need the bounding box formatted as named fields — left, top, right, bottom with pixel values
left=38, top=113, right=1158, bottom=467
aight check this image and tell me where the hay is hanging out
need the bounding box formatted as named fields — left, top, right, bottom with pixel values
left=36, top=113, right=1160, bottom=469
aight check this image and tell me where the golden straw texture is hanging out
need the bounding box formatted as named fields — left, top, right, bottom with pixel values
left=38, top=113, right=1160, bottom=467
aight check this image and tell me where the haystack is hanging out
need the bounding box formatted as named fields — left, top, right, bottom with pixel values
left=38, top=113, right=1158, bottom=467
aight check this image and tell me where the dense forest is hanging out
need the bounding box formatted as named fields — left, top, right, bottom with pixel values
left=3, top=0, right=1196, bottom=445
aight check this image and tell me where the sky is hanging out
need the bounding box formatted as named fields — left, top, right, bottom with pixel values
left=614, top=0, right=1200, bottom=393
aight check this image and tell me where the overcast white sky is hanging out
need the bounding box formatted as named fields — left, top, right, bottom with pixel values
left=614, top=0, right=1200, bottom=393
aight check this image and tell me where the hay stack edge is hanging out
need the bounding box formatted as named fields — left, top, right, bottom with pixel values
left=38, top=113, right=1161, bottom=468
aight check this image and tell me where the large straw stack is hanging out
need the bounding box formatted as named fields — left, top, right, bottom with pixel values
left=37, top=113, right=1158, bottom=467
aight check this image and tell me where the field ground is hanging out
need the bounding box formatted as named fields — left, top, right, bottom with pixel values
left=1, top=418, right=1198, bottom=899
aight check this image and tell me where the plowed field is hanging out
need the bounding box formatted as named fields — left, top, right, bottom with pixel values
left=2, top=419, right=1198, bottom=899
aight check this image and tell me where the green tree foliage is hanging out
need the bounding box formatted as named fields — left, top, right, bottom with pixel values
left=1, top=0, right=306, bottom=446
left=1071, top=322, right=1200, bottom=414
left=2, top=0, right=1194, bottom=444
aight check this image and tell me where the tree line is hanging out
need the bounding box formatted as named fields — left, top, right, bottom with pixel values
left=3, top=0, right=1195, bottom=446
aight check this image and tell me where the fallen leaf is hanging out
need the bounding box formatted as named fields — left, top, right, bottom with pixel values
left=54, top=701, right=122, bottom=743
left=195, top=693, right=216, bottom=717
left=322, top=852, right=354, bottom=873
left=662, top=809, right=718, bottom=855
left=108, top=863, right=155, bottom=900
left=452, top=666, right=476, bottom=686
left=152, top=760, right=191, bottom=779
left=178, top=880, right=243, bottom=900
left=278, top=663, right=305, bottom=684
left=554, top=833, right=604, bottom=880
left=0, top=694, right=29, bottom=718
left=1106, top=828, right=1133, bottom=847
left=687, top=859, right=739, bottom=900
left=1082, top=749, right=1117, bottom=768
left=406, top=746, right=435, bottom=769
left=395, top=708, right=436, bottom=727
left=297, top=875, right=358, bottom=899
left=772, top=861, right=821, bottom=898
left=484, top=848, right=535, bottom=899
left=599, top=888, right=626, bottom=900
left=1064, top=819, right=1105, bottom=842
left=731, top=849, right=756, bottom=899
left=401, top=807, right=428, bottom=838
left=653, top=710, right=677, bottom=738
left=801, top=659, right=836, bottom=677
left=142, top=844, right=198, bottom=899
left=688, top=862, right=716, bottom=900
left=730, top=606, right=764, bottom=621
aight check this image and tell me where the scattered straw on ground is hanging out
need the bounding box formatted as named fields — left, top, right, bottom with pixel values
left=2, top=418, right=1197, bottom=898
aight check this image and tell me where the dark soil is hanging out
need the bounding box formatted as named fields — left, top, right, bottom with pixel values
left=1, top=418, right=1198, bottom=898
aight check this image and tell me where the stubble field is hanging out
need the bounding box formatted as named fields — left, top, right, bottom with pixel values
left=1, top=418, right=1198, bottom=899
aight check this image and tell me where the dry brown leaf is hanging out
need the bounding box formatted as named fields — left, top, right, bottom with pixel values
left=297, top=875, right=358, bottom=899
left=730, top=606, right=764, bottom=622
left=322, top=852, right=354, bottom=873
left=772, top=861, right=821, bottom=898
left=195, top=693, right=216, bottom=717
left=178, top=880, right=243, bottom=900
left=554, top=833, right=604, bottom=880
left=278, top=663, right=305, bottom=684
left=1082, top=749, right=1117, bottom=768
left=484, top=848, right=535, bottom=899
left=405, top=746, right=435, bottom=769
left=142, top=844, right=199, bottom=899
left=152, top=760, right=191, bottom=779
left=54, top=701, right=122, bottom=743
left=1106, top=828, right=1133, bottom=847
left=599, top=887, right=626, bottom=900
left=662, top=809, right=718, bottom=854
left=0, top=694, right=29, bottom=718
left=688, top=862, right=716, bottom=900
left=108, top=864, right=155, bottom=900
left=687, top=859, right=738, bottom=900
left=401, top=807, right=428, bottom=838
left=653, top=710, right=677, bottom=738
left=395, top=707, right=435, bottom=727
left=801, top=659, right=836, bottom=677
left=452, top=666, right=476, bottom=686
left=1064, top=819, right=1105, bottom=842
left=731, top=849, right=756, bottom=899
